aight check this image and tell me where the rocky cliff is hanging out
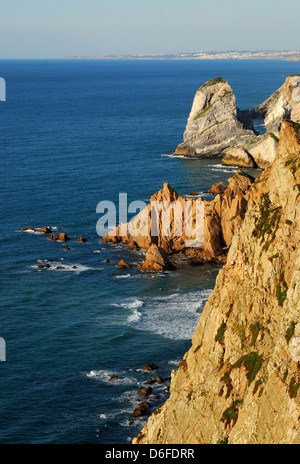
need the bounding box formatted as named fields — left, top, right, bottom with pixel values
left=174, top=75, right=300, bottom=170
left=133, top=120, right=300, bottom=444
left=250, top=75, right=300, bottom=136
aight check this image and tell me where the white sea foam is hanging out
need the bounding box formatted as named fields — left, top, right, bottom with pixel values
left=161, top=153, right=197, bottom=160
left=86, top=369, right=136, bottom=385
left=21, top=229, right=44, bottom=235
left=127, top=310, right=143, bottom=324
left=114, top=274, right=132, bottom=279
left=31, top=261, right=99, bottom=273
left=120, top=299, right=144, bottom=310
left=131, top=289, right=212, bottom=340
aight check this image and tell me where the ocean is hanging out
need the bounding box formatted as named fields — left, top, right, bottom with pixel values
left=1, top=59, right=300, bottom=444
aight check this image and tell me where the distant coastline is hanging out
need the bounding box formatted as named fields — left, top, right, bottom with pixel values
left=63, top=50, right=300, bottom=61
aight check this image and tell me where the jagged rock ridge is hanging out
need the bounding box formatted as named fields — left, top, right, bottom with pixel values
left=102, top=172, right=254, bottom=266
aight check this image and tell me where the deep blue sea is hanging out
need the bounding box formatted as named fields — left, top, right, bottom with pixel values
left=1, top=59, right=300, bottom=444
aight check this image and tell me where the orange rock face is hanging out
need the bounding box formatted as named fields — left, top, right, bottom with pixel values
left=205, top=182, right=228, bottom=195
left=117, top=260, right=131, bottom=269
left=103, top=173, right=254, bottom=265
left=48, top=232, right=70, bottom=242
left=136, top=244, right=176, bottom=272
left=76, top=237, right=87, bottom=243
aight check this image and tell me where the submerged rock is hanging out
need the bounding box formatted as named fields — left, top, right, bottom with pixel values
left=142, top=363, right=158, bottom=372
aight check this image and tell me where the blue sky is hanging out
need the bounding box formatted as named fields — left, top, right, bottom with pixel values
left=0, top=0, right=299, bottom=58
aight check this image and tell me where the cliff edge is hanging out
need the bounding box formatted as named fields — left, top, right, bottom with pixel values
left=133, top=120, right=300, bottom=444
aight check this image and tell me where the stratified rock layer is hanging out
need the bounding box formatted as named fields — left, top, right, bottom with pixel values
left=133, top=121, right=300, bottom=444
left=175, top=78, right=256, bottom=158
left=250, top=75, right=300, bottom=135
left=175, top=75, right=300, bottom=169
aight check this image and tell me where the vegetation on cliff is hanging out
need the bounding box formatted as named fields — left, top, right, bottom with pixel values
left=133, top=120, right=300, bottom=445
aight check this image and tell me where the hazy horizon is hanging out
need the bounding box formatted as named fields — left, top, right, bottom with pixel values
left=1, top=0, right=300, bottom=59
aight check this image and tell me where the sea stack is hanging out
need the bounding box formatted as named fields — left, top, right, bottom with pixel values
left=174, top=75, right=300, bottom=170
left=174, top=77, right=256, bottom=158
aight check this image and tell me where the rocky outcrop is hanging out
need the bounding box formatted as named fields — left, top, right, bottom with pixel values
left=246, top=133, right=279, bottom=169
left=48, top=232, right=70, bottom=242
left=76, top=237, right=87, bottom=243
left=117, top=260, right=131, bottom=269
left=133, top=121, right=300, bottom=444
left=205, top=182, right=227, bottom=195
left=136, top=244, right=176, bottom=272
left=222, top=147, right=256, bottom=168
left=21, top=226, right=53, bottom=234
left=174, top=75, right=300, bottom=170
left=103, top=174, right=254, bottom=266
left=250, top=75, right=300, bottom=136
left=175, top=78, right=256, bottom=158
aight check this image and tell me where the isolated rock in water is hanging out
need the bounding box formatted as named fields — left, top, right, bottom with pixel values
left=35, top=226, right=53, bottom=234
left=222, top=147, right=255, bottom=168
left=174, top=77, right=256, bottom=158
left=21, top=226, right=52, bottom=233
left=48, top=232, right=70, bottom=242
left=48, top=234, right=59, bottom=241
left=117, top=260, right=131, bottom=268
left=137, top=387, right=153, bottom=397
left=189, top=191, right=199, bottom=196
left=131, top=402, right=151, bottom=418
left=142, top=363, right=159, bottom=372
left=137, top=245, right=176, bottom=272
left=76, top=237, right=87, bottom=243
left=58, top=233, right=70, bottom=242
left=205, top=182, right=228, bottom=195
left=250, top=75, right=300, bottom=136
